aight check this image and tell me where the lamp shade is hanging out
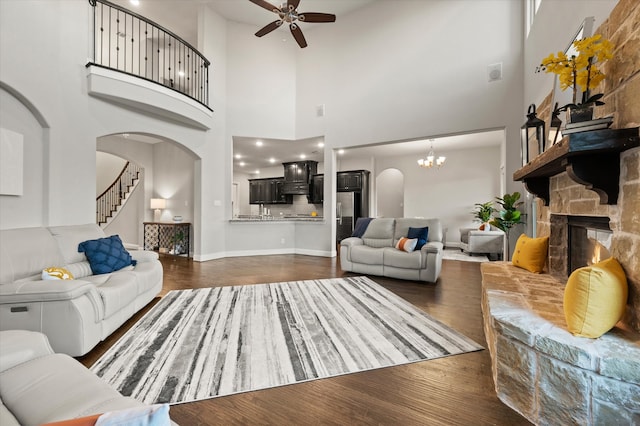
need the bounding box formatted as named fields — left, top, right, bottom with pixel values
left=150, top=198, right=166, bottom=209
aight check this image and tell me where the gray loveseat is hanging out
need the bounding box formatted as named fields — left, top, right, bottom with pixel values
left=0, top=224, right=162, bottom=356
left=340, top=218, right=444, bottom=283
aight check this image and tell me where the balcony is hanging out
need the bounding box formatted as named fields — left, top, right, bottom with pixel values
left=86, top=0, right=212, bottom=129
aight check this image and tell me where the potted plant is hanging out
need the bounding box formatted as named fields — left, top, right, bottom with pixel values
left=490, top=192, right=524, bottom=260
left=538, top=34, right=614, bottom=123
left=173, top=229, right=186, bottom=255
left=472, top=201, right=494, bottom=231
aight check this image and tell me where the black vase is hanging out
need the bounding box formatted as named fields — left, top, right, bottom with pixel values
left=568, top=104, right=594, bottom=123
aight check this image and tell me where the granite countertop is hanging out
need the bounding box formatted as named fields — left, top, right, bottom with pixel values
left=230, top=215, right=324, bottom=223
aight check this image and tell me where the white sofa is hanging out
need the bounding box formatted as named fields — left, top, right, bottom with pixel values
left=0, top=224, right=163, bottom=356
left=340, top=218, right=444, bottom=283
left=0, top=330, right=172, bottom=425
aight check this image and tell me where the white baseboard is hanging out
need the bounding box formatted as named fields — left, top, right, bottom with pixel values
left=193, top=248, right=333, bottom=262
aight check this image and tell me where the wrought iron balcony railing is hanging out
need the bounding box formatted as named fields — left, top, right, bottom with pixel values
left=87, top=0, right=210, bottom=109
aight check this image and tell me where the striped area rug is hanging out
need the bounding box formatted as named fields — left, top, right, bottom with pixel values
left=91, top=276, right=482, bottom=405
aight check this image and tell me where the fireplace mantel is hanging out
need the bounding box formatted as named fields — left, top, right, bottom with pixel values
left=514, top=127, right=639, bottom=205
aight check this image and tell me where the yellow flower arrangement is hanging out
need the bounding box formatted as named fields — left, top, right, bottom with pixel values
left=539, top=34, right=614, bottom=108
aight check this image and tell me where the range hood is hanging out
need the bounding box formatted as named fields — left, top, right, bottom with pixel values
left=281, top=161, right=317, bottom=195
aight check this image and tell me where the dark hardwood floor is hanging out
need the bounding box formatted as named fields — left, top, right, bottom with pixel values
left=79, top=255, right=530, bottom=425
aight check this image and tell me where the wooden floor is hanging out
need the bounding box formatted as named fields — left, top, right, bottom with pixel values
left=79, top=255, right=531, bottom=425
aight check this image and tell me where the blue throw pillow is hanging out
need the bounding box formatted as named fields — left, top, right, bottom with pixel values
left=408, top=226, right=429, bottom=250
left=352, top=217, right=373, bottom=238
left=78, top=235, right=136, bottom=275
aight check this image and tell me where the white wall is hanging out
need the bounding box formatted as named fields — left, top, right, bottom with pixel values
left=153, top=141, right=196, bottom=223
left=194, top=4, right=228, bottom=261
left=233, top=170, right=252, bottom=216
left=296, top=0, right=524, bottom=194
left=0, top=86, right=46, bottom=229
left=225, top=22, right=297, bottom=140
left=96, top=152, right=127, bottom=196
left=376, top=146, right=502, bottom=246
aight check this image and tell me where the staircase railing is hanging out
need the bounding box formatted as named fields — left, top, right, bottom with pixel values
left=87, top=0, right=211, bottom=109
left=97, top=161, right=142, bottom=225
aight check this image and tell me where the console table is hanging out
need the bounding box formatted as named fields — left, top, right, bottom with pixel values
left=143, top=222, right=190, bottom=257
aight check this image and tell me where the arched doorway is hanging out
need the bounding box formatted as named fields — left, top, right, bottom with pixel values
left=97, top=133, right=198, bottom=249
left=376, top=168, right=404, bottom=218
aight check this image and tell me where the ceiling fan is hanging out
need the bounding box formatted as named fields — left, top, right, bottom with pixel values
left=249, top=0, right=336, bottom=48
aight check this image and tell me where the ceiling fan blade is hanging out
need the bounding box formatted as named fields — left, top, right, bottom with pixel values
left=249, top=0, right=280, bottom=14
left=287, top=0, right=301, bottom=11
left=290, top=23, right=307, bottom=48
left=255, top=20, right=282, bottom=37
left=298, top=12, right=336, bottom=23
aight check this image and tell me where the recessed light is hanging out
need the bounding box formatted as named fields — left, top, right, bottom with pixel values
left=130, top=0, right=140, bottom=6
left=256, top=141, right=263, bottom=147
left=338, top=149, right=345, bottom=155
left=255, top=170, right=260, bottom=174
left=269, top=158, right=276, bottom=163
left=239, top=162, right=245, bottom=166
left=318, top=142, right=324, bottom=148
left=178, top=71, right=185, bottom=77
left=300, top=154, right=306, bottom=159
left=235, top=154, right=242, bottom=159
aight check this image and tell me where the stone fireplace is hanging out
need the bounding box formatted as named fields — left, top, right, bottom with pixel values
left=479, top=2, right=640, bottom=424
left=531, top=0, right=640, bottom=332
left=536, top=153, right=639, bottom=331
left=549, top=214, right=613, bottom=278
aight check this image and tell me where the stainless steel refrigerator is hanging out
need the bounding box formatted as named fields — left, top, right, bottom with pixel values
left=336, top=192, right=355, bottom=242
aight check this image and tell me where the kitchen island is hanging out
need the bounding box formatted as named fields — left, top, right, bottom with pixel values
left=230, top=215, right=324, bottom=223
left=225, top=215, right=331, bottom=258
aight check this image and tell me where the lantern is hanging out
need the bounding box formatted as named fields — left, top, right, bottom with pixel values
left=521, top=103, right=545, bottom=165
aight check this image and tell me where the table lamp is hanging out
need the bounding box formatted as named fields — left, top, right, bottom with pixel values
left=150, top=198, right=166, bottom=222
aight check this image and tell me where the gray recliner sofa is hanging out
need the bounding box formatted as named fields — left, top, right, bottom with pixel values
left=0, top=224, right=163, bottom=356
left=340, top=218, right=444, bottom=283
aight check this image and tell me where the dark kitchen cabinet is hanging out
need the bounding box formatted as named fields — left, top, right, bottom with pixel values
left=249, top=178, right=292, bottom=204
left=309, top=174, right=324, bottom=204
left=337, top=170, right=368, bottom=192
left=282, top=161, right=317, bottom=195
left=272, top=179, right=292, bottom=204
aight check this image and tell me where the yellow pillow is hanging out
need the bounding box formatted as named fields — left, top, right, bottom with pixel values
left=42, top=267, right=74, bottom=281
left=511, top=234, right=549, bottom=273
left=563, top=257, right=628, bottom=338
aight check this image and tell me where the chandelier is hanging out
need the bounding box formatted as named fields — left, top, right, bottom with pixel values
left=417, top=139, right=446, bottom=169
